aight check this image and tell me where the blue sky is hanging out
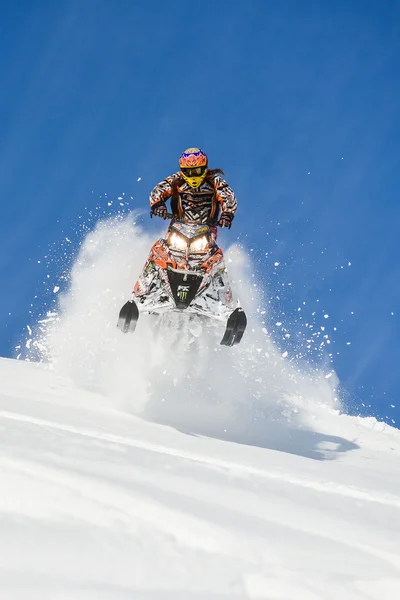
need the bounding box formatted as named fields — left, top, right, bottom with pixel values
left=1, top=0, right=399, bottom=424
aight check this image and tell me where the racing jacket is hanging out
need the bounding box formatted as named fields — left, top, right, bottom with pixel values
left=149, top=170, right=237, bottom=224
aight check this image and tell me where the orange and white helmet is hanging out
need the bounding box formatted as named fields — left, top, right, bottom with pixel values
left=179, top=147, right=208, bottom=188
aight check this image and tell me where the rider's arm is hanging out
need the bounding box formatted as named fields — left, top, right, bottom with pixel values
left=149, top=172, right=181, bottom=209
left=214, top=175, right=238, bottom=217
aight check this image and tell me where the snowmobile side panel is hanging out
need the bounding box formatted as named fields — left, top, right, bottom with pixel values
left=117, top=300, right=139, bottom=333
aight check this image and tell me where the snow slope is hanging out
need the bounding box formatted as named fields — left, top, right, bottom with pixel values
left=1, top=357, right=400, bottom=600
left=2, top=214, right=400, bottom=599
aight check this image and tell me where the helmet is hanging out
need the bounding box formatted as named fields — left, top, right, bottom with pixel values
left=179, top=147, right=208, bottom=188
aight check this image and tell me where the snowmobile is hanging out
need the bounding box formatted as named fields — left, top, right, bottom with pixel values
left=117, top=213, right=247, bottom=346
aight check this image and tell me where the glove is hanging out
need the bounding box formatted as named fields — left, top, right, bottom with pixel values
left=152, top=203, right=167, bottom=219
left=219, top=212, right=233, bottom=229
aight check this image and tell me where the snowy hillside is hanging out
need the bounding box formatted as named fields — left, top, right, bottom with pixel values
left=1, top=357, right=400, bottom=600
left=2, top=214, right=400, bottom=599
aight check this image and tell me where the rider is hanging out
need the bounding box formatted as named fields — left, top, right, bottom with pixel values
left=150, top=147, right=237, bottom=230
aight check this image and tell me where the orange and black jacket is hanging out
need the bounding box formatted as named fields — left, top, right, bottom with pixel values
left=150, top=170, right=238, bottom=224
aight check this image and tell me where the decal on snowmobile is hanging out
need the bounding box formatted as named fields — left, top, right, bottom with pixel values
left=177, top=285, right=190, bottom=301
left=145, top=261, right=155, bottom=273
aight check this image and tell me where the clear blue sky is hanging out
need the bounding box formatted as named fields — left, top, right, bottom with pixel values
left=1, top=0, right=399, bottom=424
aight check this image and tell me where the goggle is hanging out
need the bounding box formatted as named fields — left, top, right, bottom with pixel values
left=181, top=166, right=207, bottom=177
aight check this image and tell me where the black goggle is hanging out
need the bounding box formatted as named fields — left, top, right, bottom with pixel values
left=181, top=166, right=207, bottom=177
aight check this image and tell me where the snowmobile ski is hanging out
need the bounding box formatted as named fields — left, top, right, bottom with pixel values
left=220, top=307, right=247, bottom=347
left=117, top=300, right=139, bottom=334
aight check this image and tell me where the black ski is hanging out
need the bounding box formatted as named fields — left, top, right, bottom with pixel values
left=117, top=300, right=139, bottom=334
left=220, top=307, right=247, bottom=347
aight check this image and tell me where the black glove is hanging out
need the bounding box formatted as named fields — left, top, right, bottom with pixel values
left=151, top=203, right=167, bottom=219
left=219, top=212, right=234, bottom=229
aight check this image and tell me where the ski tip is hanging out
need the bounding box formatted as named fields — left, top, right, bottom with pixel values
left=220, top=307, right=247, bottom=346
left=117, top=300, right=139, bottom=334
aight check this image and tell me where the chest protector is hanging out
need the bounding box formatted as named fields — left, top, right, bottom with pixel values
left=173, top=178, right=218, bottom=223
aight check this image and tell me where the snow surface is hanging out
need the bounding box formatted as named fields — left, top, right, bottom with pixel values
left=2, top=214, right=400, bottom=598
left=2, top=358, right=400, bottom=600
